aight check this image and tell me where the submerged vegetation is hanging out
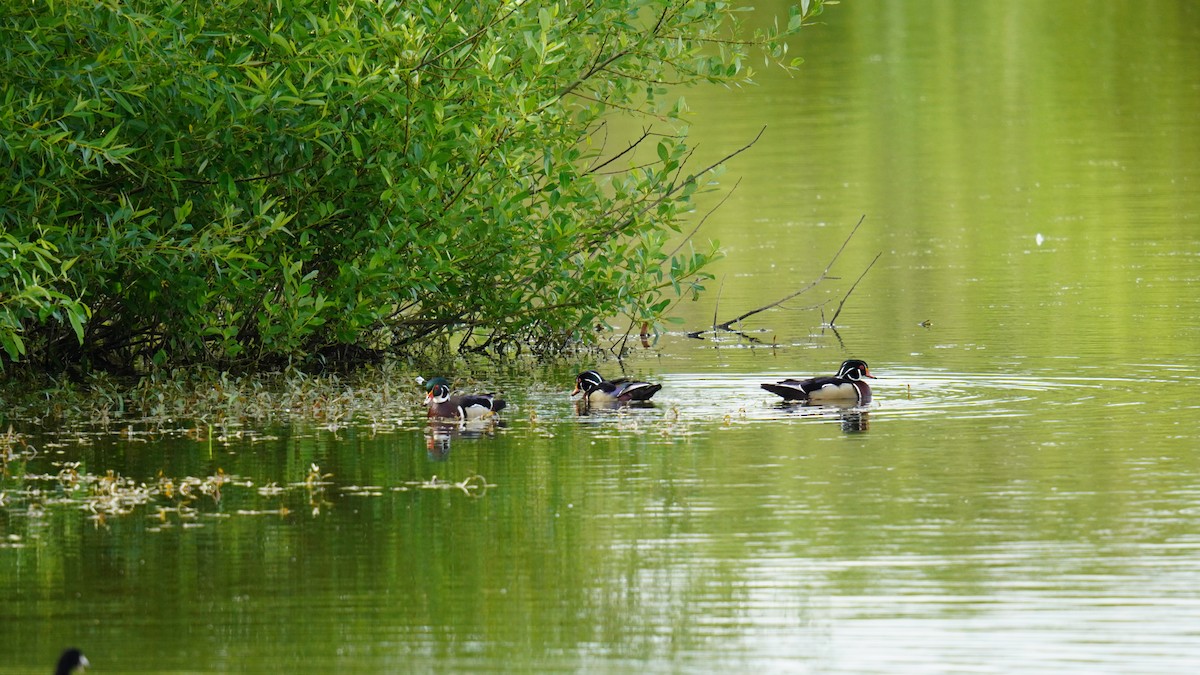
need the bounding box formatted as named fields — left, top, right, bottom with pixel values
left=0, top=442, right=493, bottom=535
left=1, top=0, right=826, bottom=374
left=0, top=365, right=495, bottom=532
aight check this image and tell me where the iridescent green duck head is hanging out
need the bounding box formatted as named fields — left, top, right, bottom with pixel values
left=416, top=376, right=451, bottom=393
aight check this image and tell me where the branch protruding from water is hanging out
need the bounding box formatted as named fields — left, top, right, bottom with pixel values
left=829, top=250, right=882, bottom=328
left=712, top=214, right=867, bottom=331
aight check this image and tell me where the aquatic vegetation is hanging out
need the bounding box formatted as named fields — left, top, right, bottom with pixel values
left=0, top=425, right=39, bottom=464
left=343, top=474, right=493, bottom=498
left=6, top=465, right=493, bottom=525
left=1, top=456, right=490, bottom=529
left=0, top=364, right=515, bottom=537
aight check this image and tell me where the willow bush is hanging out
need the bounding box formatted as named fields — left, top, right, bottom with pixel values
left=0, top=0, right=824, bottom=372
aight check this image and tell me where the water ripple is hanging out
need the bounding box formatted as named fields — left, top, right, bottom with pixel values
left=514, top=368, right=1157, bottom=431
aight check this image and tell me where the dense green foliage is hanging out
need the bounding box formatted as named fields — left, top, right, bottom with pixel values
left=1, top=0, right=823, bottom=371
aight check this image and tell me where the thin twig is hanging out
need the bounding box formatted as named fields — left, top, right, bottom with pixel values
left=714, top=215, right=866, bottom=330
left=829, top=251, right=882, bottom=327
left=588, top=126, right=768, bottom=248
left=666, top=178, right=740, bottom=259
left=555, top=4, right=673, bottom=101
left=612, top=323, right=636, bottom=356
left=583, top=121, right=611, bottom=173
left=711, top=275, right=725, bottom=334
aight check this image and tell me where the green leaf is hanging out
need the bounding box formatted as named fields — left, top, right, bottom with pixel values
left=66, top=306, right=86, bottom=344
left=2, top=332, right=26, bottom=361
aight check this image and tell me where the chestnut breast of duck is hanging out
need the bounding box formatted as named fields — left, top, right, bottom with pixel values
left=571, top=370, right=662, bottom=403
left=425, top=383, right=507, bottom=420
left=761, top=359, right=875, bottom=404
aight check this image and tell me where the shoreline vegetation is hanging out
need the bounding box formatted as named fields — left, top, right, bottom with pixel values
left=0, top=362, right=443, bottom=428
left=2, top=0, right=828, bottom=377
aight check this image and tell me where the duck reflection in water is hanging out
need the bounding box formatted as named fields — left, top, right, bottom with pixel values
left=424, top=418, right=504, bottom=461
left=773, top=400, right=871, bottom=434
left=839, top=408, right=870, bottom=433
left=573, top=397, right=658, bottom=416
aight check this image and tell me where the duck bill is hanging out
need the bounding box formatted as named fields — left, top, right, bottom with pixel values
left=570, top=384, right=581, bottom=397
left=863, top=369, right=877, bottom=379
left=424, top=391, right=434, bottom=405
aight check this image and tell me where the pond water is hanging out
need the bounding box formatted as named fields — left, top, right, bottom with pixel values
left=4, top=1, right=1200, bottom=673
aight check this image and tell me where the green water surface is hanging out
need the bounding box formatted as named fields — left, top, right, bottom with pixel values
left=3, top=1, right=1200, bottom=672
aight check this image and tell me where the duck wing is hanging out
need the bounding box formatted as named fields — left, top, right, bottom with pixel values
left=456, top=393, right=506, bottom=419
left=612, top=381, right=662, bottom=401
left=761, top=376, right=841, bottom=401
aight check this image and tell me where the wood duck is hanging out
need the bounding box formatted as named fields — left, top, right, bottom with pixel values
left=425, top=382, right=507, bottom=420
left=761, top=359, right=875, bottom=404
left=571, top=370, right=662, bottom=403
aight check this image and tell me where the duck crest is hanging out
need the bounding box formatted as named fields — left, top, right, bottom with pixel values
left=835, top=359, right=872, bottom=381
left=575, top=370, right=605, bottom=392
left=418, top=376, right=451, bottom=393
